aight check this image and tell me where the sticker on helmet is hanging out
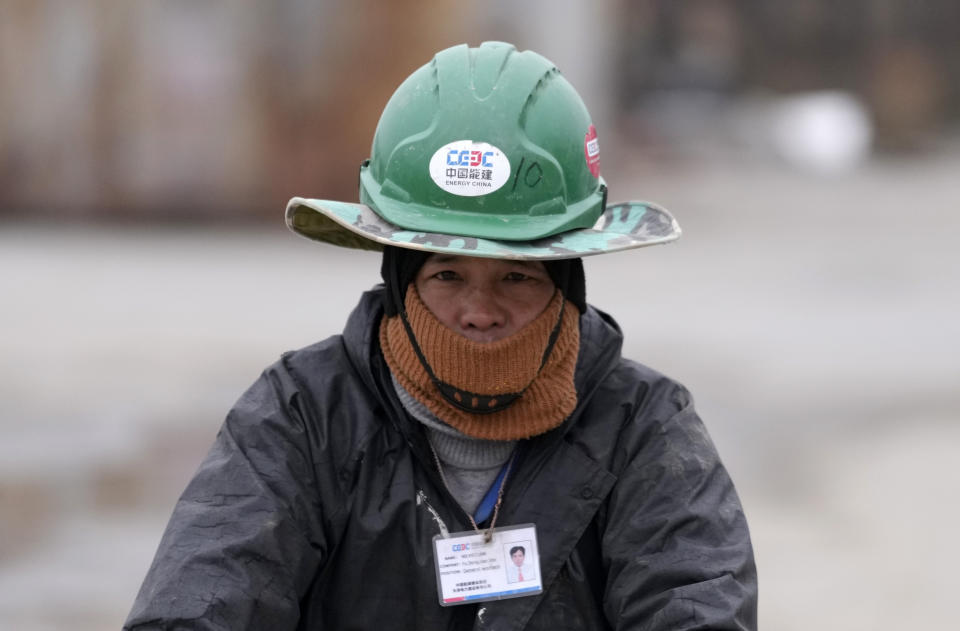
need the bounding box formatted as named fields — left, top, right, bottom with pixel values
left=584, top=125, right=600, bottom=178
left=429, top=140, right=512, bottom=197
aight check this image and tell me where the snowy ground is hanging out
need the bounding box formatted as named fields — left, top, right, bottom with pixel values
left=1, top=154, right=957, bottom=629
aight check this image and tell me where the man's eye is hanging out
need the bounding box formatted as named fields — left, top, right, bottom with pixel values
left=504, top=272, right=531, bottom=282
left=433, top=270, right=460, bottom=281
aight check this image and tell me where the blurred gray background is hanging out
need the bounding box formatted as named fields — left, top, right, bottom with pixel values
left=2, top=1, right=958, bottom=629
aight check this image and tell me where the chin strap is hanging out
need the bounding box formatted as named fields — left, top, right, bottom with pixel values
left=394, top=283, right=566, bottom=415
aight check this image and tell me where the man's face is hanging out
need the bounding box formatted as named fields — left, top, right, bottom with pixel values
left=415, top=255, right=555, bottom=344
left=511, top=550, right=525, bottom=567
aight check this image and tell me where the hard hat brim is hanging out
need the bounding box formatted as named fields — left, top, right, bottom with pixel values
left=285, top=197, right=681, bottom=260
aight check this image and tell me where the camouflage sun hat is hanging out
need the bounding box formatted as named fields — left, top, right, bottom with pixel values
left=286, top=197, right=679, bottom=261
left=286, top=41, right=681, bottom=260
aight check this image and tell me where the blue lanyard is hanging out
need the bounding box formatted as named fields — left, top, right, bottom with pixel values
left=473, top=450, right=518, bottom=525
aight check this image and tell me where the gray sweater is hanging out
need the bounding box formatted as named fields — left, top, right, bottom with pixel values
left=391, top=376, right=515, bottom=515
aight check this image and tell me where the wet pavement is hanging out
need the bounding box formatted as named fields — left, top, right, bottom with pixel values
left=1, top=154, right=958, bottom=629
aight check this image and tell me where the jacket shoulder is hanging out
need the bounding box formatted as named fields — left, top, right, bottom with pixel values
left=249, top=336, right=391, bottom=473
left=570, top=356, right=707, bottom=475
left=275, top=335, right=380, bottom=410
left=591, top=357, right=693, bottom=426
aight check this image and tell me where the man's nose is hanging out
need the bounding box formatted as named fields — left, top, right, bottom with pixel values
left=458, top=286, right=506, bottom=332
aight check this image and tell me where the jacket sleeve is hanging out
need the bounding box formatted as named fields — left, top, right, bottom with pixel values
left=124, top=361, right=334, bottom=630
left=602, top=382, right=758, bottom=630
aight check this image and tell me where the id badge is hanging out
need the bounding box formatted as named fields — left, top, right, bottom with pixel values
left=433, top=523, right=543, bottom=606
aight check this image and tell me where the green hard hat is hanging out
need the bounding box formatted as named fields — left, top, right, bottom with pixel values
left=287, top=41, right=680, bottom=260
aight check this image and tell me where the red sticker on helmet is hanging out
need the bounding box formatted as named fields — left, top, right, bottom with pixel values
left=584, top=125, right=600, bottom=178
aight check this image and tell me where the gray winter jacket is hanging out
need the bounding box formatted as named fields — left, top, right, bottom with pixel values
left=125, top=288, right=757, bottom=630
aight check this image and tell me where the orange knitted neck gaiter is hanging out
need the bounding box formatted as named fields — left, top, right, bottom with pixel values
left=380, top=285, right=580, bottom=440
